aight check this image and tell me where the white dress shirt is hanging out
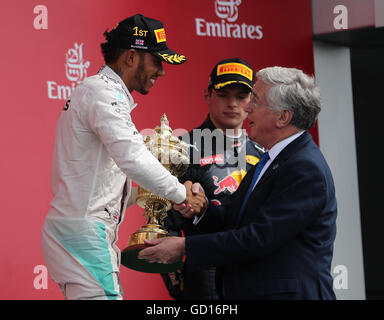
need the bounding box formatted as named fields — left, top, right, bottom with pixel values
left=251, top=130, right=305, bottom=191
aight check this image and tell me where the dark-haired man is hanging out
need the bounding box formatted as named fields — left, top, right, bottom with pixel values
left=162, top=58, right=264, bottom=300
left=41, top=14, right=204, bottom=300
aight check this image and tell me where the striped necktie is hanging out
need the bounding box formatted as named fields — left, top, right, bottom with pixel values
left=234, top=152, right=270, bottom=227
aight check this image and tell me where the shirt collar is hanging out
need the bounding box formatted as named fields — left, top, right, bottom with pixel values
left=268, top=130, right=305, bottom=162
left=98, top=65, right=138, bottom=111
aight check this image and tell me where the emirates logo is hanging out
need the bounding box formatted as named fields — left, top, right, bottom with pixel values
left=195, top=0, right=263, bottom=40
left=47, top=42, right=91, bottom=101
left=65, top=43, right=90, bottom=83
left=214, top=0, right=242, bottom=22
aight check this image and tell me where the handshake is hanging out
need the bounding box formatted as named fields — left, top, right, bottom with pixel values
left=174, top=181, right=207, bottom=218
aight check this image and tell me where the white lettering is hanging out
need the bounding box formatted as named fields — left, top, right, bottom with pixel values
left=241, top=23, right=247, bottom=38
left=65, top=43, right=90, bottom=82
left=33, top=5, right=48, bottom=30
left=47, top=81, right=77, bottom=100
left=47, top=43, right=88, bottom=104
left=33, top=265, right=48, bottom=289
left=215, top=0, right=242, bottom=22
left=146, top=304, right=180, bottom=317
left=248, top=25, right=256, bottom=39
left=333, top=264, right=348, bottom=289
left=47, top=81, right=57, bottom=99
left=57, top=85, right=71, bottom=100
left=255, top=25, right=263, bottom=39
left=221, top=20, right=227, bottom=37
left=207, top=22, right=222, bottom=37
left=226, top=23, right=232, bottom=38
left=333, top=5, right=348, bottom=30
left=195, top=18, right=206, bottom=36
left=195, top=18, right=262, bottom=40
left=232, top=24, right=241, bottom=38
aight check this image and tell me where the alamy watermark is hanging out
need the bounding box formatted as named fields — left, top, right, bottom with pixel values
left=333, top=5, right=348, bottom=30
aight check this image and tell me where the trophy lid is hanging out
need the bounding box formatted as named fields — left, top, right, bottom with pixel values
left=154, top=114, right=172, bottom=136
left=160, top=114, right=169, bottom=126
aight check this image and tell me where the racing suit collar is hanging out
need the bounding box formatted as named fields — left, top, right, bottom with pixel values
left=200, top=115, right=217, bottom=131
left=98, top=65, right=138, bottom=111
left=202, top=115, right=247, bottom=140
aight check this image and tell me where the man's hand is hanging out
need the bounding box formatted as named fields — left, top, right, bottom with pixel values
left=174, top=181, right=207, bottom=218
left=138, top=237, right=185, bottom=264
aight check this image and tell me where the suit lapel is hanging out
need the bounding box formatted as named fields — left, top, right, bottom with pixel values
left=255, top=131, right=312, bottom=188
left=231, top=131, right=313, bottom=227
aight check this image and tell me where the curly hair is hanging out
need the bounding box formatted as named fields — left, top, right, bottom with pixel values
left=100, top=30, right=127, bottom=64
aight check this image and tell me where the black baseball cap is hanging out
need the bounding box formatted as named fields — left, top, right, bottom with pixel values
left=106, top=14, right=187, bottom=65
left=209, top=58, right=255, bottom=90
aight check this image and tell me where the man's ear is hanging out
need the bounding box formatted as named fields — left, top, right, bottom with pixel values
left=203, top=88, right=211, bottom=104
left=276, top=109, right=293, bottom=128
left=124, top=49, right=137, bottom=66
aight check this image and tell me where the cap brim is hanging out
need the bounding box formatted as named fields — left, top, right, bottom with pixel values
left=152, top=49, right=187, bottom=65
left=214, top=80, right=253, bottom=90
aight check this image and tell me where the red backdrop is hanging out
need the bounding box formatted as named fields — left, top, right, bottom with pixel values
left=0, top=0, right=315, bottom=299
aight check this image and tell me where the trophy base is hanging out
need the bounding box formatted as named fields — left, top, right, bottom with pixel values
left=121, top=224, right=183, bottom=273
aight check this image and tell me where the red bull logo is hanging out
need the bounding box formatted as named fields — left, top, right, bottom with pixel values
left=213, top=175, right=238, bottom=194
left=212, top=170, right=246, bottom=195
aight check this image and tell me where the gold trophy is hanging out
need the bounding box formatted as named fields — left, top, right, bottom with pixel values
left=121, top=114, right=189, bottom=273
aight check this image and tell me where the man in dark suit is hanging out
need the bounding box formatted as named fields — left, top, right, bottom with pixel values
left=138, top=66, right=337, bottom=300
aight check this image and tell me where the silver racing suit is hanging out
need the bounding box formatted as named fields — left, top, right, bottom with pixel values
left=41, top=65, right=186, bottom=300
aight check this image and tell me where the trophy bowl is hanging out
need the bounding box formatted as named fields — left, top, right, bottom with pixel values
left=121, top=114, right=189, bottom=273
